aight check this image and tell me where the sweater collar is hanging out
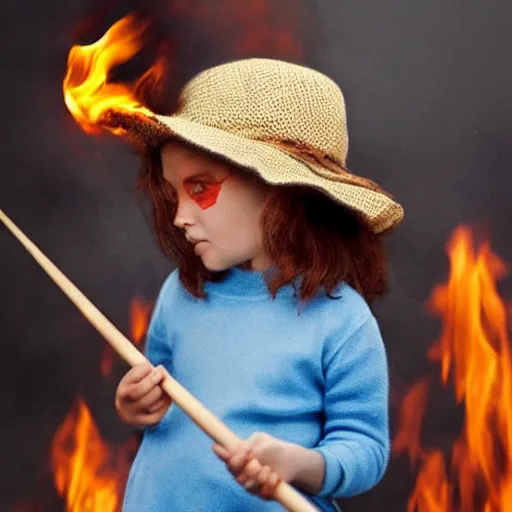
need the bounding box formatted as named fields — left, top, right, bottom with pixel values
left=204, top=266, right=296, bottom=299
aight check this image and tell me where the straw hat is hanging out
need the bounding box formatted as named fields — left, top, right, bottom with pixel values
left=108, top=58, right=404, bottom=234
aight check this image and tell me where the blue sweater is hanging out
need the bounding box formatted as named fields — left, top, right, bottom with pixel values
left=123, top=266, right=390, bottom=511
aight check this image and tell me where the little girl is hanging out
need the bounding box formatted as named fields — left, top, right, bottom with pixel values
left=114, top=58, right=404, bottom=511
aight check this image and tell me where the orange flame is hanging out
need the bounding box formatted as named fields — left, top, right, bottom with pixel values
left=64, top=5, right=304, bottom=137
left=51, top=296, right=152, bottom=510
left=130, top=296, right=153, bottom=345
left=63, top=15, right=162, bottom=135
left=101, top=295, right=153, bottom=377
left=50, top=400, right=119, bottom=511
left=393, top=226, right=512, bottom=511
left=392, top=379, right=431, bottom=466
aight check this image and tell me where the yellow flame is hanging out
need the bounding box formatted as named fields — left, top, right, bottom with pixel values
left=51, top=400, right=118, bottom=511
left=63, top=15, right=161, bottom=134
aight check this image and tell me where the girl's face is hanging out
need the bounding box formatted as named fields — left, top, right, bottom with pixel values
left=161, top=141, right=271, bottom=272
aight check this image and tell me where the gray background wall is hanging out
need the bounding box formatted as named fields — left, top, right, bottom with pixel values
left=1, top=0, right=511, bottom=510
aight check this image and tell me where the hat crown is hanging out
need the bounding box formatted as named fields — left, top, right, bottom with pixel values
left=176, top=58, right=349, bottom=165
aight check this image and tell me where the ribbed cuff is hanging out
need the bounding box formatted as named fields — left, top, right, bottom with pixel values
left=311, top=445, right=347, bottom=497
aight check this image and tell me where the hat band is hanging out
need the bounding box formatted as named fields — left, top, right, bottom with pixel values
left=263, top=138, right=392, bottom=196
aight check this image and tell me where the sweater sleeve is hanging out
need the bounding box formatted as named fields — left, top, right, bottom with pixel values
left=312, top=315, right=390, bottom=498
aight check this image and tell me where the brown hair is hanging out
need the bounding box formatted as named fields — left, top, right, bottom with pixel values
left=137, top=144, right=388, bottom=305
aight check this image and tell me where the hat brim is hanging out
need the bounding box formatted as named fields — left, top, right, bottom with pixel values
left=103, top=110, right=404, bottom=234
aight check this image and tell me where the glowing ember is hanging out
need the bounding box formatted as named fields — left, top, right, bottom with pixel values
left=50, top=400, right=119, bottom=511
left=393, top=226, right=512, bottom=511
left=63, top=15, right=162, bottom=135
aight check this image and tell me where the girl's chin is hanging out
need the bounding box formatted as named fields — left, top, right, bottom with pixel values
left=202, top=255, right=240, bottom=273
left=200, top=254, right=227, bottom=272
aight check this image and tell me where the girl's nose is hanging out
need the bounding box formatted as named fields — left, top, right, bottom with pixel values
left=173, top=198, right=196, bottom=230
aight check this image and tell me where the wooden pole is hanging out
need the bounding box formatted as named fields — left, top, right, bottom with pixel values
left=0, top=208, right=319, bottom=512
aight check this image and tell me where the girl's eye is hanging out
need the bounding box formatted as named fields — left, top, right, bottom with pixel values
left=184, top=174, right=230, bottom=210
left=190, top=182, right=208, bottom=196
left=186, top=181, right=218, bottom=209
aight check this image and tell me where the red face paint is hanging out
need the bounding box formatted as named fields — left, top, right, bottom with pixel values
left=184, top=172, right=231, bottom=210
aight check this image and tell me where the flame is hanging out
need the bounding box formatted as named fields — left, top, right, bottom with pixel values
left=392, top=379, right=431, bottom=465
left=51, top=295, right=152, bottom=510
left=393, top=226, right=512, bottom=511
left=63, top=15, right=162, bottom=135
left=130, top=296, right=153, bottom=345
left=64, top=4, right=304, bottom=137
left=50, top=400, right=119, bottom=511
left=101, top=295, right=152, bottom=377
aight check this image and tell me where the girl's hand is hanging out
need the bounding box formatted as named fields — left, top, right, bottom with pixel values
left=212, top=432, right=299, bottom=501
left=115, top=363, right=172, bottom=427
